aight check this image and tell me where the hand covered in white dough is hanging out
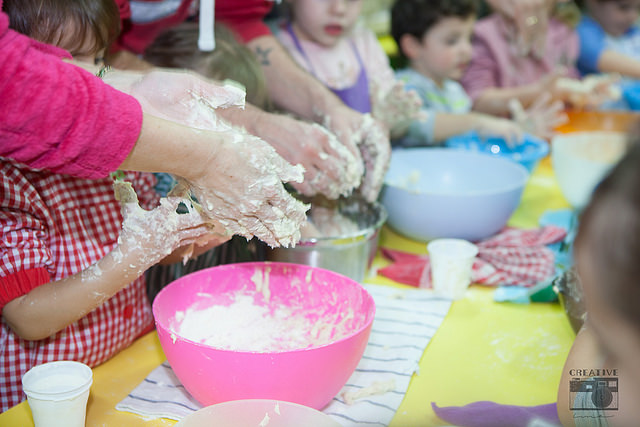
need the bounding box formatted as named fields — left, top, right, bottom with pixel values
left=105, top=68, right=309, bottom=247
left=371, top=80, right=424, bottom=139
left=251, top=113, right=363, bottom=200
left=354, top=114, right=392, bottom=203
left=474, top=115, right=525, bottom=147
left=509, top=93, right=568, bottom=140
left=321, top=103, right=366, bottom=163
left=181, top=131, right=309, bottom=248
left=104, top=68, right=246, bottom=124
left=114, top=182, right=220, bottom=275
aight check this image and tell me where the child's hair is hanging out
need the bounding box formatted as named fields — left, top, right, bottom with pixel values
left=3, top=0, right=120, bottom=59
left=390, top=0, right=478, bottom=60
left=144, top=23, right=271, bottom=110
left=574, top=130, right=640, bottom=329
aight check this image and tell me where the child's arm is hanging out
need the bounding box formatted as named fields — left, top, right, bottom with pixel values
left=371, top=80, right=423, bottom=140
left=596, top=50, right=640, bottom=80
left=557, top=322, right=608, bottom=427
left=433, top=112, right=523, bottom=145
left=2, top=197, right=215, bottom=341
left=471, top=69, right=567, bottom=116
left=246, top=34, right=364, bottom=157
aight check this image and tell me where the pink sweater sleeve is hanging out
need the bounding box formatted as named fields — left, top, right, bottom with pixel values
left=0, top=12, right=143, bottom=179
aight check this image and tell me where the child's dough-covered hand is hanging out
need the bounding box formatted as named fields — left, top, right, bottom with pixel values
left=554, top=75, right=622, bottom=110
left=114, top=182, right=222, bottom=273
left=321, top=103, right=367, bottom=163
left=354, top=114, right=391, bottom=203
left=509, top=93, right=568, bottom=140
left=474, top=116, right=525, bottom=147
left=183, top=132, right=309, bottom=248
left=371, top=80, right=424, bottom=139
left=256, top=115, right=363, bottom=200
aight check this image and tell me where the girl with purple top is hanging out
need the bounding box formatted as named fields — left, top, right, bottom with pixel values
left=275, top=0, right=422, bottom=140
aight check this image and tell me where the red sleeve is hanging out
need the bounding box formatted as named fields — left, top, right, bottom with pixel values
left=113, top=0, right=194, bottom=54
left=0, top=268, right=50, bottom=314
left=215, top=0, right=273, bottom=43
left=0, top=12, right=143, bottom=179
left=114, top=0, right=132, bottom=20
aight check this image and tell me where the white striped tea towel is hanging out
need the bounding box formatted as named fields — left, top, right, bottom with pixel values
left=116, top=283, right=452, bottom=426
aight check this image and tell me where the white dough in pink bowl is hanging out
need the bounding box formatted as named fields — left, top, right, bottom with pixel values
left=153, top=262, right=375, bottom=410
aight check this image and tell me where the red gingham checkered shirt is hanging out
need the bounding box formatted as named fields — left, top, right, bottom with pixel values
left=0, top=160, right=158, bottom=411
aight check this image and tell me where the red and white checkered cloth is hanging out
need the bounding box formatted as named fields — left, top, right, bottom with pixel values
left=0, top=161, right=158, bottom=411
left=379, top=226, right=567, bottom=288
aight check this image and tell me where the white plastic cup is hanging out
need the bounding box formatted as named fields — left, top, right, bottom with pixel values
left=427, top=239, right=478, bottom=300
left=22, top=361, right=93, bottom=427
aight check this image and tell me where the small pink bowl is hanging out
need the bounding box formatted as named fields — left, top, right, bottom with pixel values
left=153, top=262, right=375, bottom=410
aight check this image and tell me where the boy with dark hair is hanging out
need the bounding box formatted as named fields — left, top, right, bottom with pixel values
left=390, top=0, right=528, bottom=146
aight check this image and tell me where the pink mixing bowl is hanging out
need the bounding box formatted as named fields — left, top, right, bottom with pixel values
left=153, top=262, right=375, bottom=410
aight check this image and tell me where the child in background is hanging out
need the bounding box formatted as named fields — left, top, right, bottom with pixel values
left=576, top=0, right=640, bottom=81
left=461, top=0, right=617, bottom=117
left=557, top=135, right=640, bottom=426
left=275, top=0, right=422, bottom=139
left=390, top=0, right=528, bottom=147
left=0, top=0, right=223, bottom=411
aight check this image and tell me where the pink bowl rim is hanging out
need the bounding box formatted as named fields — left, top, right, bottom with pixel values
left=153, top=261, right=377, bottom=355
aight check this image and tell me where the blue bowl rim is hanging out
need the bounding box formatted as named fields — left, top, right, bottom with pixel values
left=445, top=131, right=549, bottom=161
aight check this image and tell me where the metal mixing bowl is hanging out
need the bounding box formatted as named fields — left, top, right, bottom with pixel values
left=266, top=198, right=387, bottom=283
left=552, top=267, right=586, bottom=333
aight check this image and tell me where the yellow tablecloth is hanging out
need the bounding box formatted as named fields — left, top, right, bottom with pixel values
left=0, top=157, right=576, bottom=427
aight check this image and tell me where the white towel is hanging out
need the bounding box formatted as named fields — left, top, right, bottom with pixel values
left=116, top=283, right=452, bottom=426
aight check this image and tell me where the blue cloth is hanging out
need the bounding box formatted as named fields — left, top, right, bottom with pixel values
left=393, top=68, right=471, bottom=147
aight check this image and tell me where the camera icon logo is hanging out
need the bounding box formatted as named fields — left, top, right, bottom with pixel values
left=569, top=377, right=619, bottom=411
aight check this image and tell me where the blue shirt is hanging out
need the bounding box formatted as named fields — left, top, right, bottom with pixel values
left=577, top=15, right=640, bottom=76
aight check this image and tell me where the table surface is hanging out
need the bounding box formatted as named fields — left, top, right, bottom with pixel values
left=0, top=156, right=577, bottom=427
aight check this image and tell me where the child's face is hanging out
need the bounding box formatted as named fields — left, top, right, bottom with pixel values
left=410, top=16, right=475, bottom=85
left=587, top=0, right=640, bottom=37
left=289, top=0, right=363, bottom=47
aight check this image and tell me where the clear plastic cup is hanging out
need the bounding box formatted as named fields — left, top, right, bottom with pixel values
left=22, top=360, right=93, bottom=427
left=427, top=239, right=478, bottom=300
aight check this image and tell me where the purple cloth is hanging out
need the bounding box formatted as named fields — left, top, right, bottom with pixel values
left=432, top=401, right=560, bottom=427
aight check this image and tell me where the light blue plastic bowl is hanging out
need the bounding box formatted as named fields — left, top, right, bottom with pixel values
left=445, top=131, right=549, bottom=172
left=381, top=148, right=529, bottom=242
